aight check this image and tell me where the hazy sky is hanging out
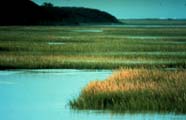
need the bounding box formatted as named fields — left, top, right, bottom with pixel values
left=33, top=0, right=186, bottom=19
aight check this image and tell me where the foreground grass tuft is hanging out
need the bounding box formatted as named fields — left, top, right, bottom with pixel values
left=70, top=69, right=186, bottom=113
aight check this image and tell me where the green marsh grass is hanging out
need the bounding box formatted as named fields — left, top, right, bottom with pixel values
left=0, top=26, right=186, bottom=69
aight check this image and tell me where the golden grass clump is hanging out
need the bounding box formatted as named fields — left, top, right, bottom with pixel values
left=71, top=69, right=186, bottom=113
left=82, top=69, right=186, bottom=94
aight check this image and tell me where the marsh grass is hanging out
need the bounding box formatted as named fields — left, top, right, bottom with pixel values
left=70, top=69, right=186, bottom=113
left=0, top=26, right=186, bottom=69
left=0, top=25, right=186, bottom=113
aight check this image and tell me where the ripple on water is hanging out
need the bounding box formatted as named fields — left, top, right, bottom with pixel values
left=0, top=81, right=16, bottom=85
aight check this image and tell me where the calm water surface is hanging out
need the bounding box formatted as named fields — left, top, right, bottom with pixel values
left=0, top=69, right=185, bottom=120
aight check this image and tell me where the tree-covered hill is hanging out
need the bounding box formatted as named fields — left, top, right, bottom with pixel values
left=0, top=0, right=120, bottom=25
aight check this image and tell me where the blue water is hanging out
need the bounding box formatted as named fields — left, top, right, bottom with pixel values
left=0, top=69, right=185, bottom=120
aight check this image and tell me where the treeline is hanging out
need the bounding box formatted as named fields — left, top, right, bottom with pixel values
left=0, top=0, right=119, bottom=25
left=41, top=6, right=119, bottom=25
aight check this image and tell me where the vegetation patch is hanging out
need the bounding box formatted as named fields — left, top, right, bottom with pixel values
left=70, top=69, right=186, bottom=113
left=0, top=26, right=186, bottom=69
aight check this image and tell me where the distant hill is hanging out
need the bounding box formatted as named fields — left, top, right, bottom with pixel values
left=41, top=7, right=120, bottom=25
left=0, top=0, right=120, bottom=25
left=0, top=0, right=45, bottom=25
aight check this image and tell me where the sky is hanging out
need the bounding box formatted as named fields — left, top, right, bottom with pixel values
left=33, top=0, right=186, bottom=19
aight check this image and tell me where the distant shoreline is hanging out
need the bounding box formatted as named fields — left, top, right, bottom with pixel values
left=120, top=19, right=186, bottom=25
